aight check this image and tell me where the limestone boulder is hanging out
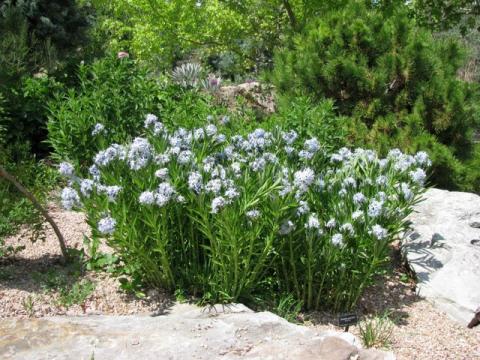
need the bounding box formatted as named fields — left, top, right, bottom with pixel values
left=0, top=303, right=394, bottom=359
left=404, top=188, right=480, bottom=325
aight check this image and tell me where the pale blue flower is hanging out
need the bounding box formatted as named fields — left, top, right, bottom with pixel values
left=59, top=162, right=75, bottom=177
left=211, top=166, right=227, bottom=180
left=298, top=150, right=314, bottom=160
left=394, top=155, right=415, bottom=172
left=338, top=147, right=352, bottom=160
left=331, top=153, right=343, bottom=163
left=353, top=192, right=366, bottom=205
left=352, top=210, right=364, bottom=222
left=263, top=152, right=278, bottom=164
left=371, top=224, right=388, bottom=240
left=250, top=157, right=267, bottom=172
left=153, top=122, right=164, bottom=135
left=89, top=164, right=101, bottom=181
left=100, top=185, right=122, bottom=202
left=368, top=200, right=383, bottom=218
left=285, top=146, right=296, bottom=156
left=205, top=179, right=222, bottom=194
left=387, top=148, right=403, bottom=159
left=279, top=220, right=295, bottom=235
left=326, top=218, right=336, bottom=228
left=340, top=223, right=354, bottom=235
left=379, top=159, right=388, bottom=169
left=98, top=216, right=116, bottom=235
left=214, top=134, right=226, bottom=143
left=206, top=124, right=217, bottom=137
left=92, top=123, right=105, bottom=136
left=377, top=191, right=387, bottom=202
left=293, top=168, right=315, bottom=192
left=155, top=182, right=176, bottom=207
left=155, top=168, right=169, bottom=179
left=219, top=115, right=230, bottom=125
left=225, top=187, right=240, bottom=200
left=177, top=150, right=193, bottom=164
left=305, top=213, right=320, bottom=229
left=194, top=128, right=205, bottom=141
left=155, top=153, right=171, bottom=166
left=376, top=175, right=387, bottom=186
left=410, top=168, right=426, bottom=185
left=95, top=147, right=120, bottom=167
left=139, top=191, right=155, bottom=205
left=281, top=130, right=298, bottom=145
left=304, top=138, right=320, bottom=153
left=128, top=138, right=152, bottom=170
left=211, top=196, right=226, bottom=214
left=80, top=179, right=94, bottom=197
left=168, top=146, right=181, bottom=156
left=296, top=200, right=310, bottom=216
left=246, top=209, right=261, bottom=219
left=331, top=233, right=344, bottom=247
left=231, top=162, right=241, bottom=175
left=144, top=114, right=158, bottom=128
left=343, top=177, right=356, bottom=188
left=400, top=183, right=413, bottom=200
left=188, top=172, right=203, bottom=193
left=61, top=187, right=80, bottom=210
left=169, top=136, right=182, bottom=148
left=176, top=195, right=186, bottom=203
left=414, top=151, right=431, bottom=166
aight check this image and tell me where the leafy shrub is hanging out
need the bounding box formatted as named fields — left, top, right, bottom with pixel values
left=58, top=114, right=428, bottom=311
left=264, top=97, right=349, bottom=152
left=47, top=56, right=230, bottom=168
left=0, top=0, right=92, bottom=70
left=272, top=2, right=480, bottom=191
left=0, top=144, right=58, bottom=242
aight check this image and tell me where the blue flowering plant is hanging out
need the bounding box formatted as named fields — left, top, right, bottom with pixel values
left=59, top=113, right=429, bottom=311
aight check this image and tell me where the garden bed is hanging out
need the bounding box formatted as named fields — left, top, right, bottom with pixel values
left=1, top=201, right=478, bottom=359
left=0, top=202, right=171, bottom=318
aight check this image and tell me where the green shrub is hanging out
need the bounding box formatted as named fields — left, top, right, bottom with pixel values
left=264, top=96, right=349, bottom=152
left=58, top=115, right=428, bottom=311
left=272, top=2, right=480, bottom=191
left=0, top=0, right=92, bottom=72
left=47, top=56, right=229, bottom=168
left=0, top=143, right=58, bottom=247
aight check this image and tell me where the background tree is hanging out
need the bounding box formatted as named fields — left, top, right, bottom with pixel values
left=272, top=2, right=480, bottom=191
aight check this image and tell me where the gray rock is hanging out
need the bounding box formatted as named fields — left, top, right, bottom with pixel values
left=0, top=303, right=394, bottom=360
left=404, top=188, right=480, bottom=325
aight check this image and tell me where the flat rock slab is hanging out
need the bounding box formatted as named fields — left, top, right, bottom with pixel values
left=404, top=188, right=480, bottom=325
left=0, top=303, right=393, bottom=360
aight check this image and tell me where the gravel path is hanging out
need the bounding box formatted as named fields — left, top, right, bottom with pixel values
left=0, top=202, right=171, bottom=318
left=308, top=245, right=480, bottom=359
left=1, top=202, right=479, bottom=359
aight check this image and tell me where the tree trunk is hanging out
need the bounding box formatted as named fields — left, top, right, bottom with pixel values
left=282, top=0, right=298, bottom=32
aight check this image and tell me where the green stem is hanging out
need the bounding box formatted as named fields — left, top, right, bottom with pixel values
left=306, top=233, right=313, bottom=309
left=288, top=235, right=301, bottom=300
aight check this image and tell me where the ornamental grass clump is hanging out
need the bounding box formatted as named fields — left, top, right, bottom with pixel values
left=59, top=113, right=429, bottom=311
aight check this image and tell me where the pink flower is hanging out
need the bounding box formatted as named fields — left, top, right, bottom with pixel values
left=117, top=51, right=129, bottom=59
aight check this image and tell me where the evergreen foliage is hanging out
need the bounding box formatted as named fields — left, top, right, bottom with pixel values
left=0, top=0, right=92, bottom=66
left=272, top=2, right=480, bottom=191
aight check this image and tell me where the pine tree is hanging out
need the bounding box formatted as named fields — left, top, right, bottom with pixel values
left=272, top=2, right=480, bottom=190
